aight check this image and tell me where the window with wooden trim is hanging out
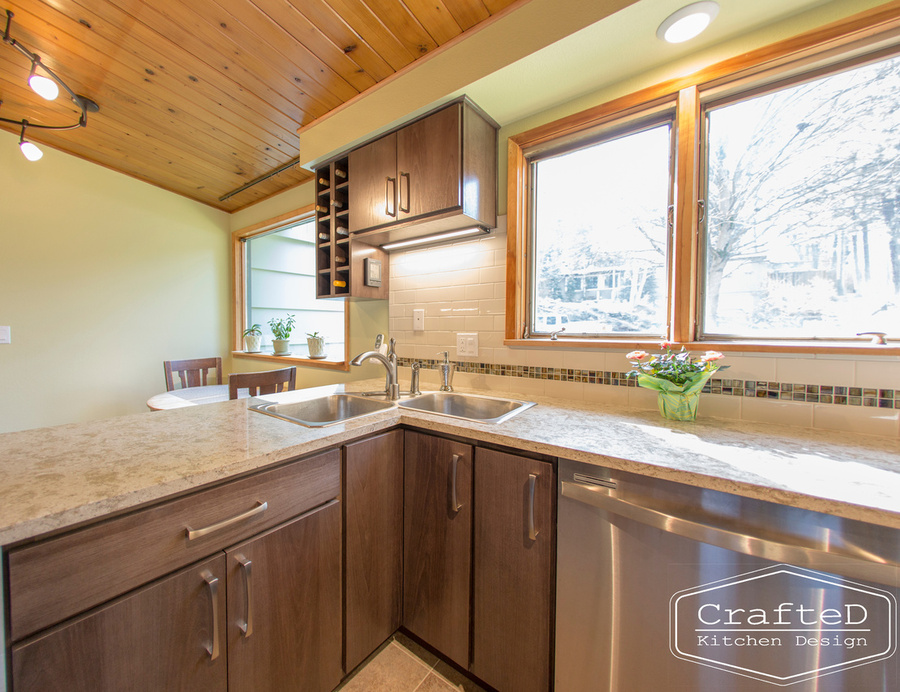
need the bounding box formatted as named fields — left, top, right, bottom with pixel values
left=506, top=5, right=900, bottom=355
left=232, top=207, right=349, bottom=370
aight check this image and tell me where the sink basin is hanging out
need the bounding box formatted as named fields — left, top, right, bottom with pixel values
left=398, top=392, right=535, bottom=424
left=249, top=394, right=394, bottom=427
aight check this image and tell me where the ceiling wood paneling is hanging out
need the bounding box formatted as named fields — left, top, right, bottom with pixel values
left=1, top=0, right=522, bottom=211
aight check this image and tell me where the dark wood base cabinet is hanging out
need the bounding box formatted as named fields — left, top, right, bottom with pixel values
left=344, top=430, right=404, bottom=673
left=472, top=448, right=555, bottom=692
left=402, top=432, right=555, bottom=692
left=402, top=431, right=473, bottom=669
left=12, top=553, right=228, bottom=692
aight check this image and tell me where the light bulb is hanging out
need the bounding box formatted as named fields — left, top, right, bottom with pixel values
left=657, top=2, right=719, bottom=44
left=19, top=140, right=43, bottom=161
left=29, top=73, right=59, bottom=100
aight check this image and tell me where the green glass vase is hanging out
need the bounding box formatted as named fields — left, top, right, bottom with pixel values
left=657, top=390, right=701, bottom=421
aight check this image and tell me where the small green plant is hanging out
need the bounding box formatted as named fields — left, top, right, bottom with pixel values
left=242, top=323, right=262, bottom=337
left=307, top=331, right=321, bottom=339
left=268, top=314, right=296, bottom=340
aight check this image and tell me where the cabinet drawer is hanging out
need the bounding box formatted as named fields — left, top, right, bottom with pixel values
left=8, top=449, right=340, bottom=641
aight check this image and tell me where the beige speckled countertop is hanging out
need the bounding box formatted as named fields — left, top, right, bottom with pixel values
left=2, top=382, right=900, bottom=546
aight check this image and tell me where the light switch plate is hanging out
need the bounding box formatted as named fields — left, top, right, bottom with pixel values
left=412, top=309, right=425, bottom=332
left=0, top=326, right=9, bottom=344
left=457, top=332, right=478, bottom=357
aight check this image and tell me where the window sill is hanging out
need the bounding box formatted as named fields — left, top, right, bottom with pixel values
left=232, top=351, right=350, bottom=372
left=504, top=338, right=900, bottom=357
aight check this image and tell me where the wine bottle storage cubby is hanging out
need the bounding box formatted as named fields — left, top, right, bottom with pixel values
left=314, top=156, right=388, bottom=300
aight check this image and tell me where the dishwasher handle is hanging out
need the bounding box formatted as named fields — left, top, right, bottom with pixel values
left=561, top=480, right=899, bottom=585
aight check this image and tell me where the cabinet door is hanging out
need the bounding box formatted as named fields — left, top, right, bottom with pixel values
left=227, top=501, right=342, bottom=692
left=344, top=430, right=404, bottom=672
left=472, top=449, right=555, bottom=692
left=402, top=430, right=473, bottom=668
left=397, top=104, right=462, bottom=221
left=12, top=554, right=227, bottom=692
left=349, top=132, right=398, bottom=232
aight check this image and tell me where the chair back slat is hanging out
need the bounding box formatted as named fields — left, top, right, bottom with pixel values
left=228, top=367, right=297, bottom=400
left=163, top=357, right=223, bottom=392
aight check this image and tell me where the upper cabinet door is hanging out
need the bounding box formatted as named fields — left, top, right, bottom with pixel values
left=349, top=132, right=398, bottom=233
left=397, top=104, right=462, bottom=221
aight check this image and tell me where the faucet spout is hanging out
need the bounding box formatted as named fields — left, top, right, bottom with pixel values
left=350, top=344, right=400, bottom=400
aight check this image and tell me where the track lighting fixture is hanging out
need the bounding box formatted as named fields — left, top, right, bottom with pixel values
left=1, top=9, right=99, bottom=161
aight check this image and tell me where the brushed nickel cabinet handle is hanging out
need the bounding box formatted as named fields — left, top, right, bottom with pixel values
left=201, top=570, right=220, bottom=661
left=185, top=501, right=268, bottom=541
left=385, top=176, right=397, bottom=217
left=399, top=171, right=410, bottom=213
left=450, top=454, right=463, bottom=513
left=527, top=473, right=539, bottom=541
left=237, top=554, right=253, bottom=638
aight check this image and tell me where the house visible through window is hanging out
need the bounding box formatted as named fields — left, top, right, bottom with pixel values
left=702, top=53, right=900, bottom=339
left=245, top=217, right=345, bottom=359
left=529, top=118, right=674, bottom=337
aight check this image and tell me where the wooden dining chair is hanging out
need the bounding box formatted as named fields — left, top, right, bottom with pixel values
left=163, top=357, right=223, bottom=392
left=229, top=367, right=297, bottom=399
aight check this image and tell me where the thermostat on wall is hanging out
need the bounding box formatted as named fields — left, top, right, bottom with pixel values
left=364, top=258, right=382, bottom=287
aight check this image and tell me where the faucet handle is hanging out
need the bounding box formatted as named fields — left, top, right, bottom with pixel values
left=857, top=331, right=888, bottom=345
left=387, top=338, right=396, bottom=357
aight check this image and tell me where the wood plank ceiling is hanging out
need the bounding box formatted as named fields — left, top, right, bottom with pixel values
left=0, top=0, right=522, bottom=211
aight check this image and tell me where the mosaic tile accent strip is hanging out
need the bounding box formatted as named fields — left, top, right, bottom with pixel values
left=397, top=357, right=898, bottom=408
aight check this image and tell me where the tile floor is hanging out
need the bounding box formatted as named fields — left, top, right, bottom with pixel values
left=335, top=633, right=487, bottom=692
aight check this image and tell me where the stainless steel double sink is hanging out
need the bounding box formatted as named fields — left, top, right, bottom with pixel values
left=249, top=391, right=535, bottom=427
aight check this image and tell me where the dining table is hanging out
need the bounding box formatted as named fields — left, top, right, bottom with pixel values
left=146, top=384, right=249, bottom=411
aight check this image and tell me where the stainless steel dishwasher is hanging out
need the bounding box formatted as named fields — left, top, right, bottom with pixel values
left=556, top=458, right=900, bottom=691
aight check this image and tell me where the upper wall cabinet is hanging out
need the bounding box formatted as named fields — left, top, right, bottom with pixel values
left=348, top=97, right=498, bottom=247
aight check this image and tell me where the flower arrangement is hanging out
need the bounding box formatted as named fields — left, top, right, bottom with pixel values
left=626, top=343, right=726, bottom=420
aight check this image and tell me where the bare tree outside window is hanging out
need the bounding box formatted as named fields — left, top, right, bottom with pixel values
left=530, top=123, right=673, bottom=336
left=704, top=53, right=900, bottom=339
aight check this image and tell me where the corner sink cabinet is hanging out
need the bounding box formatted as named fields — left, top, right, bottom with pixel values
left=403, top=430, right=556, bottom=692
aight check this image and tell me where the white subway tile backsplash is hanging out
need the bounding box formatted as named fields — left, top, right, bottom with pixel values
left=776, top=357, right=854, bottom=386
left=814, top=404, right=900, bottom=437
left=388, top=218, right=899, bottom=437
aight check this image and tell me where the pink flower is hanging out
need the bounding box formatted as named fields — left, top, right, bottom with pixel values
left=660, top=341, right=677, bottom=350
left=700, top=351, right=724, bottom=362
left=626, top=350, right=649, bottom=361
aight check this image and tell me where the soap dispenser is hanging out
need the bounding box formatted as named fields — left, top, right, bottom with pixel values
left=437, top=351, right=454, bottom=392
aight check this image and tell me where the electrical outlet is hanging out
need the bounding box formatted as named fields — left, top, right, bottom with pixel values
left=457, top=332, right=478, bottom=357
left=0, top=326, right=9, bottom=344
left=412, top=309, right=425, bottom=332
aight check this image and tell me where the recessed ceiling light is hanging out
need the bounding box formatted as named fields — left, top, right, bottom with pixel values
left=657, top=1, right=719, bottom=44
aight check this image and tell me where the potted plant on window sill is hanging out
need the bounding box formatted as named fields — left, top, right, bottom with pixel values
left=242, top=324, right=262, bottom=353
left=307, top=331, right=326, bottom=359
left=268, top=315, right=296, bottom=356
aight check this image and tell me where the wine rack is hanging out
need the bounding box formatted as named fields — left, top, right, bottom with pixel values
left=315, top=157, right=351, bottom=298
left=314, top=157, right=389, bottom=300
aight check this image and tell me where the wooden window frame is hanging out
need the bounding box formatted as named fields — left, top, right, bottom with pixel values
left=506, top=1, right=900, bottom=356
left=231, top=205, right=350, bottom=371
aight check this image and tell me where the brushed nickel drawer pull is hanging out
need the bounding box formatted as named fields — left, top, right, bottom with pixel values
left=450, top=454, right=462, bottom=513
left=201, top=570, right=220, bottom=660
left=385, top=176, right=397, bottom=217
left=237, top=554, right=254, bottom=638
left=185, top=501, right=268, bottom=541
left=527, top=473, right=539, bottom=541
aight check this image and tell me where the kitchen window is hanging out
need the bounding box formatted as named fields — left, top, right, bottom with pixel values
left=507, top=6, right=900, bottom=354
left=232, top=207, right=348, bottom=368
left=528, top=115, right=674, bottom=338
